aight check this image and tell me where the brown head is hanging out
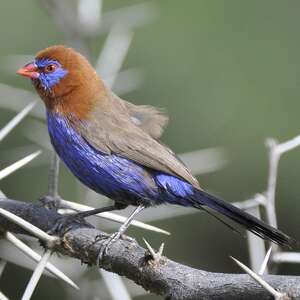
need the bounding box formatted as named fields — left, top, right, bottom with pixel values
left=17, top=45, right=106, bottom=119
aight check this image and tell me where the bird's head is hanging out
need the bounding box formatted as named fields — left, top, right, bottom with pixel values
left=17, top=45, right=105, bottom=119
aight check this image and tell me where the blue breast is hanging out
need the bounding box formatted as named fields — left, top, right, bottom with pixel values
left=46, top=112, right=194, bottom=207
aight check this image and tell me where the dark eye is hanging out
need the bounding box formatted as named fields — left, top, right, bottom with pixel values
left=44, top=64, right=57, bottom=73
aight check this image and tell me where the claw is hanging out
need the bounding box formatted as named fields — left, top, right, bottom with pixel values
left=97, top=205, right=145, bottom=265
left=39, top=194, right=62, bottom=210
left=48, top=213, right=92, bottom=237
left=97, top=232, right=121, bottom=263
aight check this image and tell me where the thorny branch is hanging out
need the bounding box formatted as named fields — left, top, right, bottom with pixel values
left=0, top=198, right=299, bottom=300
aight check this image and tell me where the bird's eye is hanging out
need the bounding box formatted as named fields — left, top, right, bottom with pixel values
left=44, top=64, right=57, bottom=73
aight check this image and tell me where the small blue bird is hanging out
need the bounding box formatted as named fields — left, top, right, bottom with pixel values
left=17, top=45, right=293, bottom=249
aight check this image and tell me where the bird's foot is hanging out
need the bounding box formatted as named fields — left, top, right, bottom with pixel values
left=97, top=231, right=121, bottom=262
left=48, top=213, right=92, bottom=237
left=39, top=194, right=62, bottom=211
left=96, top=231, right=135, bottom=264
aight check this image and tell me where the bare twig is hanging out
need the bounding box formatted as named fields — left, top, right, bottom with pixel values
left=272, top=252, right=300, bottom=264
left=0, top=198, right=299, bottom=299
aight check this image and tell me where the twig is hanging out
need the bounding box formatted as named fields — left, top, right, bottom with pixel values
left=0, top=198, right=298, bottom=299
left=272, top=252, right=300, bottom=264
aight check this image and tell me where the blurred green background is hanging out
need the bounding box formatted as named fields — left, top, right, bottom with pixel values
left=0, top=0, right=300, bottom=299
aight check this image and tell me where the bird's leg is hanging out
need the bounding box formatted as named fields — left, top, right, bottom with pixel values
left=97, top=204, right=145, bottom=262
left=73, top=202, right=127, bottom=219
left=49, top=203, right=128, bottom=236
left=39, top=194, right=63, bottom=211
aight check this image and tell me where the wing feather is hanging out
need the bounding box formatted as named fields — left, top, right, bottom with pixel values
left=77, top=93, right=200, bottom=189
left=111, top=93, right=168, bottom=139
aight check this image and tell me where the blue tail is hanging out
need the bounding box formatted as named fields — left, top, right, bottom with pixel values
left=190, top=188, right=294, bottom=247
left=155, top=173, right=294, bottom=246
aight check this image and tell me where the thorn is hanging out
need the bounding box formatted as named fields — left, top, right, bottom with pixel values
left=48, top=152, right=60, bottom=198
left=143, top=238, right=165, bottom=265
left=5, top=232, right=78, bottom=290
left=143, top=238, right=156, bottom=258
left=258, top=247, right=272, bottom=275
left=0, top=290, right=9, bottom=300
left=0, top=101, right=37, bottom=142
left=230, top=256, right=287, bottom=299
left=0, top=259, right=7, bottom=278
left=158, top=242, right=164, bottom=257
left=21, top=250, right=52, bottom=300
left=0, top=208, right=57, bottom=244
left=0, top=151, right=41, bottom=180
left=60, top=199, right=170, bottom=235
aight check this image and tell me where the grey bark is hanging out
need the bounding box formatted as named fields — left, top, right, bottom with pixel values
left=0, top=198, right=299, bottom=300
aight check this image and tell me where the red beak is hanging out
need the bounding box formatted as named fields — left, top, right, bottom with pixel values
left=16, top=63, right=39, bottom=79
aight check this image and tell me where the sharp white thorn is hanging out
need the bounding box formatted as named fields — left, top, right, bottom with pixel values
left=21, top=250, right=52, bottom=300
left=230, top=256, right=285, bottom=299
left=5, top=232, right=78, bottom=290
left=0, top=101, right=37, bottom=142
left=0, top=259, right=7, bottom=277
left=0, top=151, right=41, bottom=180
left=158, top=242, right=164, bottom=256
left=258, top=247, right=272, bottom=275
left=143, top=238, right=156, bottom=259
left=0, top=290, right=9, bottom=300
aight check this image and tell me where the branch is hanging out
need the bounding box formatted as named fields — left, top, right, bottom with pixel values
left=0, top=198, right=299, bottom=299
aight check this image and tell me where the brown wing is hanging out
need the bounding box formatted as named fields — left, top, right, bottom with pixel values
left=78, top=97, right=200, bottom=189
left=111, top=93, right=168, bottom=139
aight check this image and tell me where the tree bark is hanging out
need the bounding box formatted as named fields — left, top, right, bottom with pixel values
left=0, top=198, right=299, bottom=300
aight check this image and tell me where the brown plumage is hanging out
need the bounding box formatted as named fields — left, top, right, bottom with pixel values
left=32, top=45, right=200, bottom=188
left=34, top=46, right=103, bottom=119
left=16, top=45, right=294, bottom=247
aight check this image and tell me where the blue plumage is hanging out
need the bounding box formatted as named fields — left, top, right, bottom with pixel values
left=47, top=112, right=194, bottom=207
left=46, top=111, right=293, bottom=246
left=16, top=45, right=292, bottom=247
left=35, top=58, right=68, bottom=90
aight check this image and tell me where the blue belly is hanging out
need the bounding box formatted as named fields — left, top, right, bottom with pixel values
left=46, top=112, right=194, bottom=207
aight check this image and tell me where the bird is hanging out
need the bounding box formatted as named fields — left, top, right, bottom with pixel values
left=17, top=45, right=294, bottom=252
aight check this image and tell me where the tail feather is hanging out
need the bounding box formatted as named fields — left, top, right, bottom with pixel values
left=191, top=189, right=294, bottom=247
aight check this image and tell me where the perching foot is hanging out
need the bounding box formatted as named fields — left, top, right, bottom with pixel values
left=48, top=213, right=92, bottom=237
left=39, top=194, right=62, bottom=211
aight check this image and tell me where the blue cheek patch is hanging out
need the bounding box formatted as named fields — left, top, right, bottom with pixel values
left=35, top=58, right=68, bottom=90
